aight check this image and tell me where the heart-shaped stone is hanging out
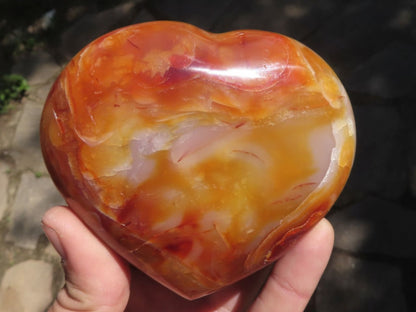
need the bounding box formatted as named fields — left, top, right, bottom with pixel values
left=40, top=21, right=355, bottom=299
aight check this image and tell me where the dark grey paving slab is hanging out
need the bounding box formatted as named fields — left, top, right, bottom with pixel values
left=303, top=0, right=415, bottom=79
left=130, top=6, right=156, bottom=26
left=401, top=100, right=416, bottom=197
left=316, top=251, right=408, bottom=312
left=329, top=197, right=416, bottom=258
left=340, top=103, right=407, bottom=201
left=59, top=1, right=144, bottom=61
left=345, top=42, right=416, bottom=98
left=212, top=0, right=345, bottom=39
left=147, top=0, right=234, bottom=30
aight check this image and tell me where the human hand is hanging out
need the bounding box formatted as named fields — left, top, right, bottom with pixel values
left=42, top=206, right=334, bottom=312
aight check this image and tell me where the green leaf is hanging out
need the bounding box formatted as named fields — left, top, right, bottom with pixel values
left=0, top=74, right=29, bottom=113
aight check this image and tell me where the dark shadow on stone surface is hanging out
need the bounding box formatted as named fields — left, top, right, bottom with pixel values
left=322, top=194, right=416, bottom=311
left=211, top=0, right=347, bottom=40
left=302, top=0, right=416, bottom=77
left=316, top=250, right=408, bottom=312
left=146, top=0, right=236, bottom=30
left=339, top=99, right=407, bottom=201
left=329, top=197, right=416, bottom=258
left=58, top=1, right=145, bottom=61
left=345, top=42, right=416, bottom=98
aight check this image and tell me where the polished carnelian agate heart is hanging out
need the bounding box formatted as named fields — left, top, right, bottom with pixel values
left=40, top=21, right=355, bottom=299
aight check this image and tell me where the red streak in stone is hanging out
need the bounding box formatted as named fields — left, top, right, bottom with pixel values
left=293, top=182, right=317, bottom=189
left=164, top=240, right=193, bottom=258
left=232, top=149, right=263, bottom=163
left=271, top=194, right=303, bottom=205
left=127, top=38, right=140, bottom=50
left=234, top=121, right=247, bottom=129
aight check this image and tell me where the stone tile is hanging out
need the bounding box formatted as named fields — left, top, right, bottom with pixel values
left=131, top=6, right=156, bottom=25
left=60, top=1, right=142, bottom=61
left=12, top=96, right=42, bottom=150
left=12, top=51, right=61, bottom=86
left=148, top=0, right=233, bottom=30
left=329, top=197, right=416, bottom=258
left=339, top=103, right=407, bottom=201
left=401, top=100, right=416, bottom=198
left=315, top=251, right=408, bottom=312
left=0, top=260, right=53, bottom=312
left=213, top=0, right=344, bottom=39
left=6, top=172, right=64, bottom=249
left=30, top=80, right=56, bottom=104
left=11, top=96, right=46, bottom=173
left=43, top=241, right=62, bottom=262
left=0, top=101, right=23, bottom=150
left=0, top=161, right=10, bottom=219
left=303, top=0, right=414, bottom=79
left=345, top=42, right=416, bottom=98
left=388, top=5, right=416, bottom=31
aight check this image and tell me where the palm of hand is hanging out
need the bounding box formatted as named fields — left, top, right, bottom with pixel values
left=42, top=206, right=333, bottom=312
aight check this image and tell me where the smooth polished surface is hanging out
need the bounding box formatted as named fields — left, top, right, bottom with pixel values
left=40, top=21, right=355, bottom=299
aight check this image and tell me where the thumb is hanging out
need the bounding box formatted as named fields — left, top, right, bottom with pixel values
left=42, top=206, right=131, bottom=312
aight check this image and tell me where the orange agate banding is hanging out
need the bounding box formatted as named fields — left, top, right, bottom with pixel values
left=40, top=21, right=355, bottom=299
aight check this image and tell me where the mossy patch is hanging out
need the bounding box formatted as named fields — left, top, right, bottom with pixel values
left=0, top=74, right=29, bottom=114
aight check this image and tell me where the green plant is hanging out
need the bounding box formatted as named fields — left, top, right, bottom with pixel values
left=0, top=74, right=29, bottom=113
left=34, top=171, right=44, bottom=178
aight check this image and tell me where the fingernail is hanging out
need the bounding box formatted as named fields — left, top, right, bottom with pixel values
left=42, top=222, right=66, bottom=259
